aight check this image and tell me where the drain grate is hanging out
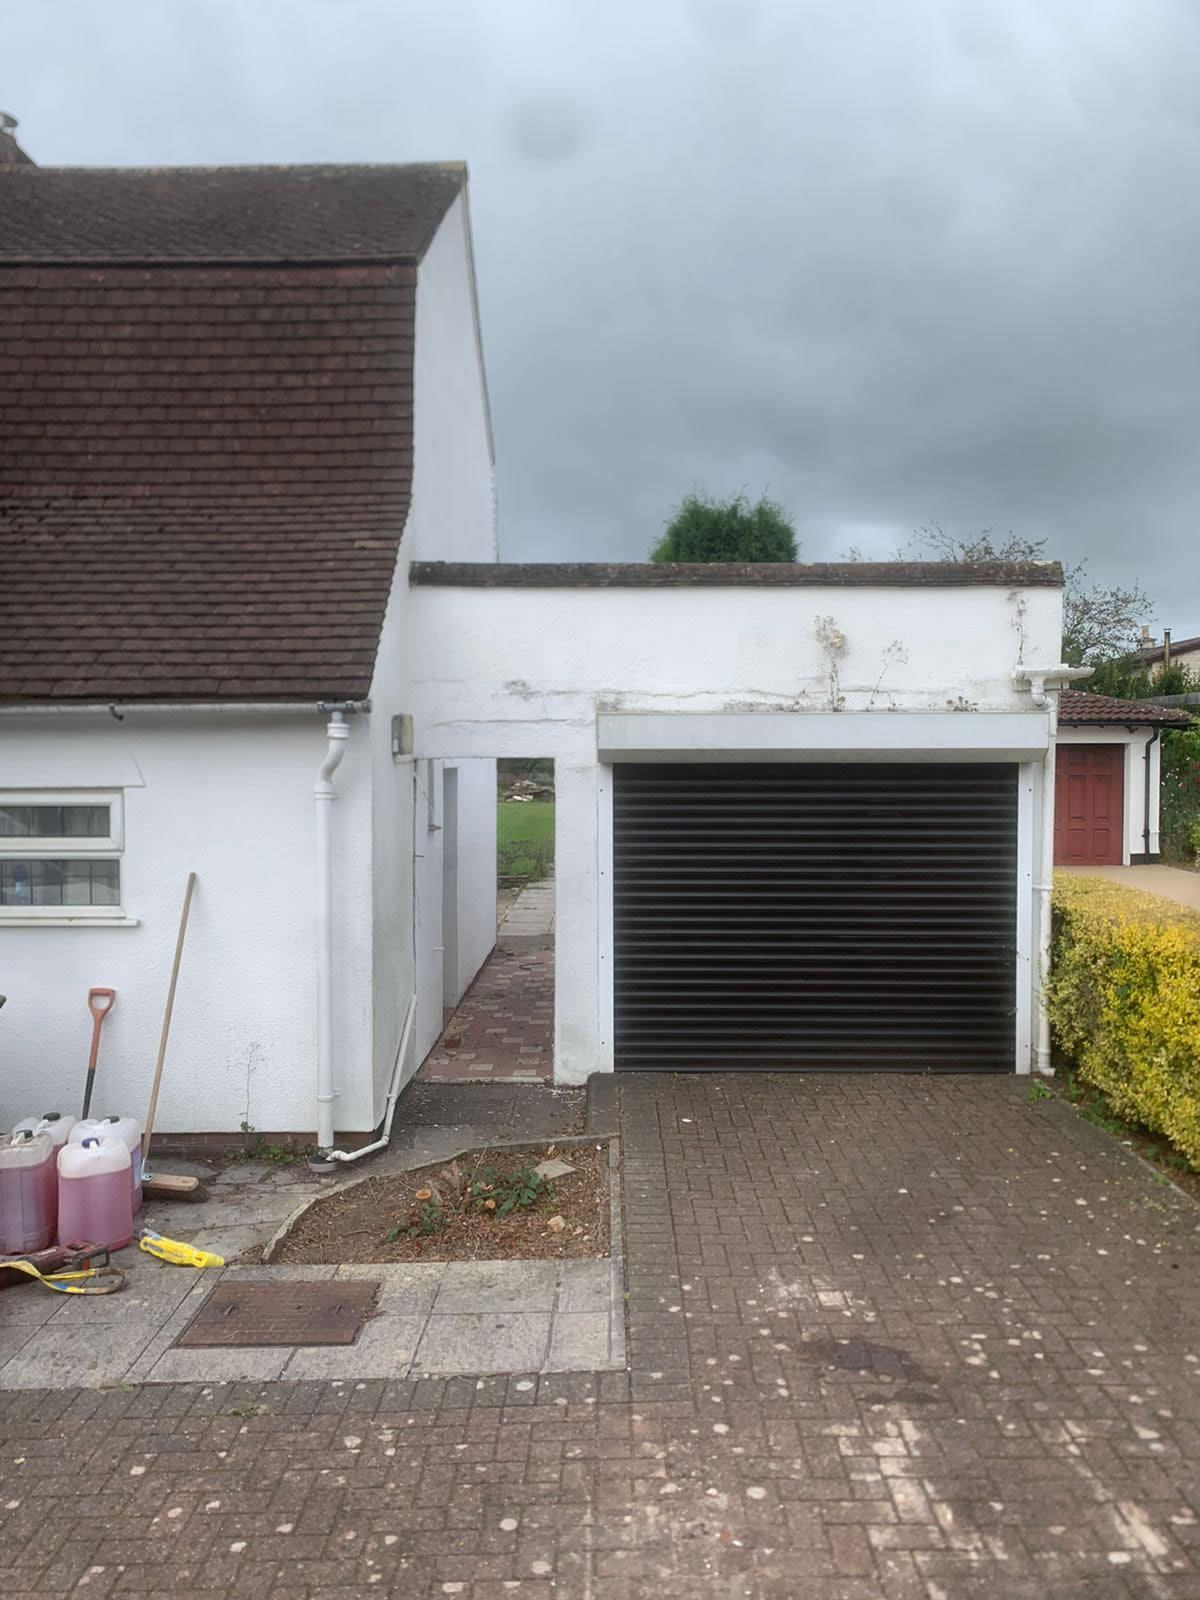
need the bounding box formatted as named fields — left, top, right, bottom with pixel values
left=175, top=1280, right=379, bottom=1348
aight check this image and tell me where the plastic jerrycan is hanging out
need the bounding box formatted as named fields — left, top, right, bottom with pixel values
left=71, top=1115, right=142, bottom=1214
left=57, top=1136, right=133, bottom=1250
left=13, top=1112, right=77, bottom=1151
left=0, top=1128, right=57, bottom=1253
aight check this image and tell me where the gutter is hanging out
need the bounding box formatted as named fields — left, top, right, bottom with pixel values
left=0, top=701, right=371, bottom=717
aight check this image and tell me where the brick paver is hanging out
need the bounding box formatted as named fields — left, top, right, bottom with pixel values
left=418, top=948, right=553, bottom=1083
left=3, top=1073, right=1200, bottom=1597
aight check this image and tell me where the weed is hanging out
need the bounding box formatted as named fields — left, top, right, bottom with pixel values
left=467, top=1164, right=553, bottom=1218
left=229, top=1137, right=306, bottom=1166
left=385, top=1192, right=446, bottom=1243
left=258, top=1143, right=302, bottom=1167
left=1027, top=1079, right=1054, bottom=1103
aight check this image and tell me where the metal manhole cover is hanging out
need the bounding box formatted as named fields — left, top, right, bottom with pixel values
left=175, top=1280, right=379, bottom=1348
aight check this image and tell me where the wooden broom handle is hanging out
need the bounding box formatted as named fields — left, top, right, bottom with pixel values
left=142, top=872, right=196, bottom=1170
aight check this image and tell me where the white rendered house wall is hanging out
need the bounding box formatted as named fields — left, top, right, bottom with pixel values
left=0, top=711, right=373, bottom=1135
left=365, top=187, right=499, bottom=1112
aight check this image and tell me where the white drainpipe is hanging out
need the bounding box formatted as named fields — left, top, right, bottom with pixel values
left=321, top=994, right=417, bottom=1166
left=314, top=709, right=350, bottom=1154
left=1014, top=665, right=1092, bottom=1074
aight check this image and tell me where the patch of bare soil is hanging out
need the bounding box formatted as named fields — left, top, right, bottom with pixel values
left=274, top=1142, right=610, bottom=1265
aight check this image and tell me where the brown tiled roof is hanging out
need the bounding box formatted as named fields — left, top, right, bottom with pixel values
left=0, top=162, right=465, bottom=262
left=0, top=163, right=466, bottom=702
left=1058, top=691, right=1193, bottom=726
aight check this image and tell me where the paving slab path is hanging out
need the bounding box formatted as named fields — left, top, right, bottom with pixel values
left=497, top=877, right=555, bottom=952
left=3, top=1073, right=1200, bottom=1598
left=1058, top=862, right=1200, bottom=910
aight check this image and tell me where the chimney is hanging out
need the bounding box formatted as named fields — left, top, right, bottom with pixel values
left=1140, top=624, right=1152, bottom=644
left=0, top=112, right=34, bottom=166
left=1164, top=628, right=1172, bottom=667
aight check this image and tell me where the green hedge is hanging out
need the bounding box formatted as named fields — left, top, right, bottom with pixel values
left=1049, top=874, right=1200, bottom=1165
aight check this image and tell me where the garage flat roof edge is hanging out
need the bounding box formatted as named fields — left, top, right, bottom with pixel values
left=410, top=560, right=1063, bottom=588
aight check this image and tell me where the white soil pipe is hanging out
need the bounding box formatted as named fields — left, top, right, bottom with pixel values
left=314, top=710, right=350, bottom=1153
left=322, top=995, right=417, bottom=1166
left=1014, top=666, right=1092, bottom=1074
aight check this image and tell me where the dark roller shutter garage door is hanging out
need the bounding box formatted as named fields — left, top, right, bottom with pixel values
left=613, top=762, right=1018, bottom=1073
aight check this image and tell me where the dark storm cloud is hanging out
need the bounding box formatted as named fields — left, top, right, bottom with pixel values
left=6, top=0, right=1200, bottom=621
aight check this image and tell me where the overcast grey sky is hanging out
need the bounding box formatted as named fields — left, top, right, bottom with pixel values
left=6, top=1, right=1199, bottom=622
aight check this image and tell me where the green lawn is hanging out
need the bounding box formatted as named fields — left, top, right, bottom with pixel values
left=497, top=799, right=555, bottom=879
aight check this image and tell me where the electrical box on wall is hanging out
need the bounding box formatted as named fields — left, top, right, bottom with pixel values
left=391, top=713, right=414, bottom=760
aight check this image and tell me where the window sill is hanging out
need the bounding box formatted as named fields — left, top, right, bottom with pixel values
left=0, top=915, right=140, bottom=929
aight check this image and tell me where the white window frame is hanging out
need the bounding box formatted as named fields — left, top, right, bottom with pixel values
left=0, top=790, right=125, bottom=920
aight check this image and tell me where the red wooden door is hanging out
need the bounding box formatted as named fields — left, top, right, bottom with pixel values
left=1054, top=745, right=1124, bottom=865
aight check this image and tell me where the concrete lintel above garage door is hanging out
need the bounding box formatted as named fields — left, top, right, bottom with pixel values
left=597, top=711, right=1049, bottom=763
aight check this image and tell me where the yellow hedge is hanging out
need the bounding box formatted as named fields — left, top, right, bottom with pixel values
left=1049, top=873, right=1200, bottom=1166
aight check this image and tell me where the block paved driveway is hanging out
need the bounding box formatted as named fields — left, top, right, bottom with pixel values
left=3, top=1073, right=1200, bottom=1598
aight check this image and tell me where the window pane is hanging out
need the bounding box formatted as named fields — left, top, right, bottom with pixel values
left=62, top=861, right=92, bottom=905
left=0, top=858, right=119, bottom=908
left=30, top=861, right=65, bottom=906
left=64, top=806, right=109, bottom=838
left=91, top=861, right=120, bottom=906
left=0, top=804, right=109, bottom=838
left=0, top=861, right=28, bottom=904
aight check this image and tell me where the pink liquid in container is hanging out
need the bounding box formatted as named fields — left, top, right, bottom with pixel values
left=0, top=1129, right=57, bottom=1253
left=57, top=1136, right=133, bottom=1250
left=71, top=1116, right=142, bottom=1214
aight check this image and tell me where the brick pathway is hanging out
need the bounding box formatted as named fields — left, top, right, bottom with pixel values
left=418, top=949, right=553, bottom=1083
left=3, top=1074, right=1200, bottom=1597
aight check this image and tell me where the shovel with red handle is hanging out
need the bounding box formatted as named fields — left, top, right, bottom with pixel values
left=81, top=988, right=116, bottom=1120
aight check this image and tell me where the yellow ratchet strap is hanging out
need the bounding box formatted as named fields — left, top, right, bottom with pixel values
left=138, top=1229, right=225, bottom=1269
left=4, top=1259, right=125, bottom=1294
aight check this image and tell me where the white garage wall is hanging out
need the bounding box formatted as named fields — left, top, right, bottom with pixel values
left=405, top=577, right=1062, bottom=1082
left=405, top=582, right=1064, bottom=760
left=0, top=710, right=373, bottom=1136
left=451, top=758, right=498, bottom=1006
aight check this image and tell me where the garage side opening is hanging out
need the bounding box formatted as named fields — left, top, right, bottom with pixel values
left=418, top=758, right=555, bottom=1082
